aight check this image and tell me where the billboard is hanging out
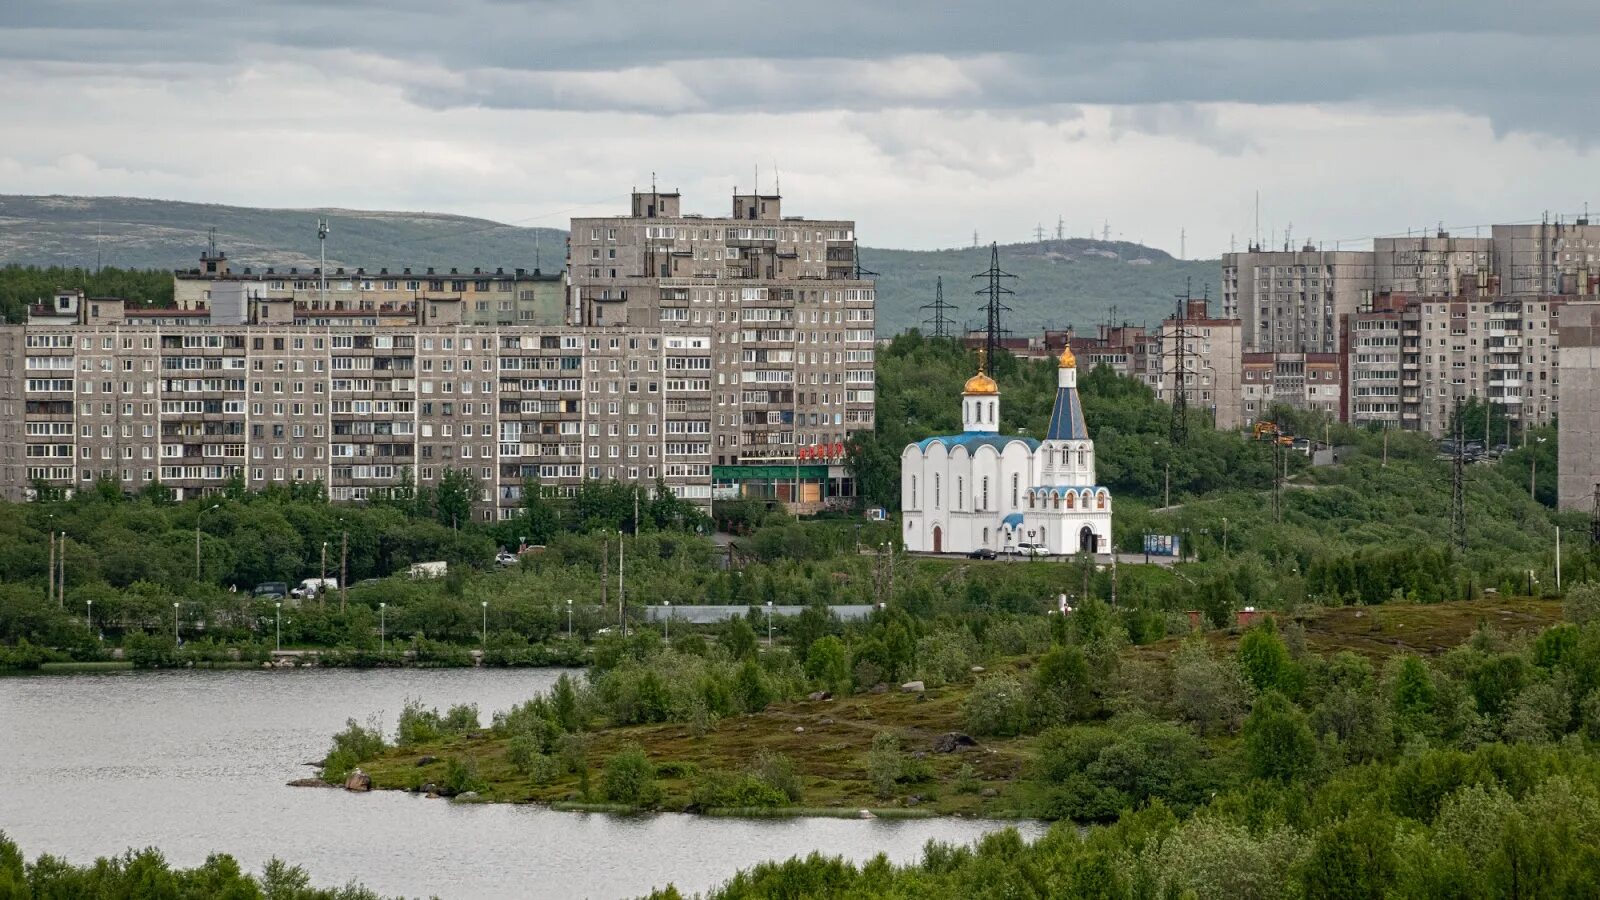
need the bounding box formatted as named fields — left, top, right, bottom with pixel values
left=1143, top=533, right=1181, bottom=557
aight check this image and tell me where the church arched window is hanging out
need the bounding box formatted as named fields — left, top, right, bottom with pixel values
left=982, top=527, right=989, bottom=545
left=1066, top=491, right=1074, bottom=509
left=1078, top=449, right=1086, bottom=468
left=1097, top=491, right=1107, bottom=510
left=1053, top=492, right=1060, bottom=510
left=1028, top=491, right=1034, bottom=509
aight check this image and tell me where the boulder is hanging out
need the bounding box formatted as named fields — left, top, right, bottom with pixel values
left=980, top=787, right=999, bottom=798
left=906, top=795, right=921, bottom=806
left=454, top=791, right=480, bottom=802
left=970, top=665, right=986, bottom=674
left=415, top=755, right=438, bottom=767
left=806, top=690, right=833, bottom=702
left=818, top=717, right=835, bottom=726
left=286, top=777, right=335, bottom=788
left=932, top=732, right=979, bottom=754
left=343, top=769, right=372, bottom=792
left=793, top=726, right=805, bottom=733
left=900, top=680, right=925, bottom=693
left=419, top=782, right=438, bottom=795
left=857, top=809, right=876, bottom=819
left=869, top=683, right=889, bottom=695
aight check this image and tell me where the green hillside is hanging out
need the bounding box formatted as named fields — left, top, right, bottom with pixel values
left=0, top=195, right=1220, bottom=333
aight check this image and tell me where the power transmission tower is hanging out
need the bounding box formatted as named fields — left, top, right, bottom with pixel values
left=1034, top=223, right=1046, bottom=245
left=920, top=276, right=959, bottom=339
left=1164, top=279, right=1195, bottom=445
left=971, top=243, right=1016, bottom=372
left=316, top=219, right=330, bottom=308
left=1102, top=221, right=1111, bottom=243
left=853, top=248, right=879, bottom=281
left=1056, top=215, right=1065, bottom=241
left=972, top=230, right=979, bottom=249
left=1451, top=397, right=1467, bottom=552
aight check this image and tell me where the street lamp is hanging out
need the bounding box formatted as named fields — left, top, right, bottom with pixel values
left=275, top=601, right=282, bottom=652
left=86, top=598, right=93, bottom=633
left=481, top=600, right=488, bottom=648
left=379, top=601, right=386, bottom=654
left=566, top=597, right=573, bottom=638
left=1532, top=437, right=1547, bottom=501
left=663, top=601, right=671, bottom=640
left=765, top=600, right=773, bottom=648
left=173, top=601, right=180, bottom=644
left=195, top=503, right=220, bottom=581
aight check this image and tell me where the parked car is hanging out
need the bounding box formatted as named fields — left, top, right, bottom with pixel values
left=495, top=550, right=520, bottom=566
left=252, top=581, right=288, bottom=600
left=1007, top=542, right=1049, bottom=558
left=967, top=547, right=998, bottom=560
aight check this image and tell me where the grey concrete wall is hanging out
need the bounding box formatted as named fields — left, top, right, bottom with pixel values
left=1559, top=302, right=1600, bottom=511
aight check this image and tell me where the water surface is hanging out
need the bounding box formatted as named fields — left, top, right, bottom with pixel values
left=1, top=669, right=1037, bottom=899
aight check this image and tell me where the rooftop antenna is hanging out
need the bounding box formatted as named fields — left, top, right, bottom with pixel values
left=773, top=161, right=780, bottom=195
left=317, top=218, right=330, bottom=308
left=1254, top=190, right=1260, bottom=250
left=920, top=275, right=959, bottom=339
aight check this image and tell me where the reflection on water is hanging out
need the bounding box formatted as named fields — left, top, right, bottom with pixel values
left=0, top=669, right=1037, bottom=899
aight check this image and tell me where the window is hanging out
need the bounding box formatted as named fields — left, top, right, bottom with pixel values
left=1011, top=473, right=1019, bottom=507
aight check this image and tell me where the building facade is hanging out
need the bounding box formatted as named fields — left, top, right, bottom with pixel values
left=174, top=253, right=566, bottom=328
left=900, top=349, right=1113, bottom=556
left=0, top=315, right=716, bottom=516
left=1222, top=247, right=1375, bottom=354
left=1241, top=352, right=1341, bottom=422
left=1147, top=299, right=1243, bottom=431
left=568, top=190, right=875, bottom=506
left=1557, top=301, right=1600, bottom=511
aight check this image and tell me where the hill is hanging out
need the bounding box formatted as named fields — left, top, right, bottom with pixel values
left=0, top=195, right=1219, bottom=332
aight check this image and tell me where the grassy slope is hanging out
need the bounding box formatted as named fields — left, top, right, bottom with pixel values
left=352, top=597, right=1562, bottom=817
left=1, top=196, right=1215, bottom=332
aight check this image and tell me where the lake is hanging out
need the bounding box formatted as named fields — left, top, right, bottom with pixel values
left=0, top=668, right=1039, bottom=899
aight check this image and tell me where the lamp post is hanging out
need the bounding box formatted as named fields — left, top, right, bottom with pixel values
left=195, top=503, right=220, bottom=581
left=663, top=601, right=671, bottom=640
left=481, top=600, right=488, bottom=648
left=173, top=601, right=180, bottom=644
left=320, top=541, right=329, bottom=601
left=85, top=598, right=93, bottom=634
left=765, top=600, right=773, bottom=648
left=379, top=602, right=386, bottom=654
left=1532, top=437, right=1547, bottom=501
left=275, top=601, right=282, bottom=652
left=566, top=597, right=573, bottom=638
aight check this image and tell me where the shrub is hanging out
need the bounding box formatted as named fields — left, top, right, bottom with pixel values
left=954, top=763, right=980, bottom=794
left=963, top=674, right=1031, bottom=737
left=601, top=743, right=662, bottom=806
left=748, top=750, right=803, bottom=803
left=1563, top=582, right=1600, bottom=627
left=321, top=716, right=387, bottom=782
left=1244, top=691, right=1319, bottom=782
left=527, top=752, right=560, bottom=786
left=443, top=756, right=486, bottom=795
left=867, top=731, right=903, bottom=799
left=507, top=732, right=541, bottom=775
left=396, top=698, right=445, bottom=747
left=692, top=770, right=790, bottom=810
left=556, top=732, right=592, bottom=776
left=443, top=703, right=480, bottom=733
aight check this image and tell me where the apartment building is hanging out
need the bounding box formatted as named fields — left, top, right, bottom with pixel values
left=1146, top=300, right=1243, bottom=431
left=0, top=313, right=715, bottom=516
left=1373, top=235, right=1492, bottom=297
left=1221, top=246, right=1374, bottom=354
left=1557, top=301, right=1600, bottom=511
left=568, top=190, right=875, bottom=505
left=1339, top=288, right=1567, bottom=437
left=1493, top=221, right=1600, bottom=296
left=174, top=251, right=566, bottom=328
left=1241, top=353, right=1341, bottom=421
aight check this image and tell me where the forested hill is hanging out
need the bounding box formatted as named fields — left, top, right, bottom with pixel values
left=0, top=195, right=1217, bottom=333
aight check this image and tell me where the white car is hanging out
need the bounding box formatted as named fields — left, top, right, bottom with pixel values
left=495, top=551, right=520, bottom=566
left=1007, top=542, right=1049, bottom=558
left=290, top=577, right=338, bottom=599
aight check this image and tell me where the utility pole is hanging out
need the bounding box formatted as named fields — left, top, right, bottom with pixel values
left=920, top=276, right=959, bottom=339
left=618, top=530, right=626, bottom=636
left=47, top=530, right=55, bottom=607
left=340, top=529, right=348, bottom=613
left=1166, top=280, right=1193, bottom=445
left=1451, top=397, right=1467, bottom=552
left=971, top=243, right=1016, bottom=375
left=601, top=535, right=609, bottom=613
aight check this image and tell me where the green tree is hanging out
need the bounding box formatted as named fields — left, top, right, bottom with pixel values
left=804, top=635, right=852, bottom=695
left=1238, top=620, right=1300, bottom=697
left=1244, top=690, right=1319, bottom=781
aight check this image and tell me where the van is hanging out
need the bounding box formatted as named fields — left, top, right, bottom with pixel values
left=290, top=577, right=338, bottom=599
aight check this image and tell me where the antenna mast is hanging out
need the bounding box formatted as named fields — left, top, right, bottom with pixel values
left=316, top=219, right=330, bottom=308
left=971, top=243, right=1016, bottom=373
left=920, top=276, right=959, bottom=339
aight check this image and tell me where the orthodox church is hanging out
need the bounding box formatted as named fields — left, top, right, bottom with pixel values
left=900, top=347, right=1113, bottom=555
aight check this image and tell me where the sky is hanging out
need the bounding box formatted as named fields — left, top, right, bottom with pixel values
left=3, top=0, right=1600, bottom=256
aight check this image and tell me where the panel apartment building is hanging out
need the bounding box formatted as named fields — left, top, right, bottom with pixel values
left=567, top=190, right=876, bottom=504
left=173, top=252, right=567, bottom=328
left=0, top=291, right=715, bottom=516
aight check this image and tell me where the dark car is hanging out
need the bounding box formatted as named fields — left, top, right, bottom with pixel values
left=967, top=547, right=998, bottom=560
left=252, top=581, right=288, bottom=600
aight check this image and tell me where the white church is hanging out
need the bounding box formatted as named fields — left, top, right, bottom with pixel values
left=900, top=347, right=1113, bottom=556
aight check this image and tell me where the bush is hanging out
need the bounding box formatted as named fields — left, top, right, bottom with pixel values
left=507, top=732, right=541, bottom=775
left=444, top=756, right=486, bottom=795
left=396, top=699, right=445, bottom=747
left=954, top=763, right=980, bottom=794
left=322, top=716, right=387, bottom=782
left=692, top=770, right=790, bottom=810
left=443, top=703, right=480, bottom=733
left=867, top=731, right=903, bottom=799
left=748, top=750, right=803, bottom=803
left=601, top=743, right=661, bottom=806
left=963, top=674, right=1031, bottom=737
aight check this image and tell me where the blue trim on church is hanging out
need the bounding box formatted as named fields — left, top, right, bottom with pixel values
left=1045, top=386, right=1088, bottom=440
left=916, top=432, right=1041, bottom=453
left=1000, top=512, right=1024, bottom=528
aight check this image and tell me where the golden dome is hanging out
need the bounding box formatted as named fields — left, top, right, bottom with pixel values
left=963, top=371, right=998, bottom=395
left=1058, top=346, right=1077, bottom=369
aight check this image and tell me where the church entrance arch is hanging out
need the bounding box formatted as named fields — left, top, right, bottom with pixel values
left=1079, top=526, right=1097, bottom=554
left=933, top=525, right=943, bottom=553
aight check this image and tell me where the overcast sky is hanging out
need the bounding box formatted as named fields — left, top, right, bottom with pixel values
left=4, top=0, right=1599, bottom=255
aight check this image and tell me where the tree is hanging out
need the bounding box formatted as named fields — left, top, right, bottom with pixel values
left=1238, top=620, right=1301, bottom=697
left=1298, top=815, right=1396, bottom=900
left=1032, top=645, right=1098, bottom=726
left=1564, top=582, right=1600, bottom=627
left=1390, top=655, right=1438, bottom=740
left=434, top=467, right=479, bottom=530
left=1172, top=638, right=1248, bottom=735
left=520, top=477, right=560, bottom=545
left=804, top=635, right=851, bottom=695
left=1244, top=690, right=1319, bottom=781
left=867, top=731, right=903, bottom=798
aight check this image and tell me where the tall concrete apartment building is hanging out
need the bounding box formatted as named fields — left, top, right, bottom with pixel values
left=1148, top=300, right=1243, bottom=431
left=1557, top=301, right=1600, bottom=511
left=0, top=293, right=715, bottom=514
left=1340, top=285, right=1569, bottom=438
left=567, top=190, right=876, bottom=504
left=1222, top=246, right=1374, bottom=354
left=174, top=252, right=567, bottom=328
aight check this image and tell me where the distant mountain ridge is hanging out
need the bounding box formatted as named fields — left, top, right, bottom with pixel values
left=0, top=194, right=1219, bottom=333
